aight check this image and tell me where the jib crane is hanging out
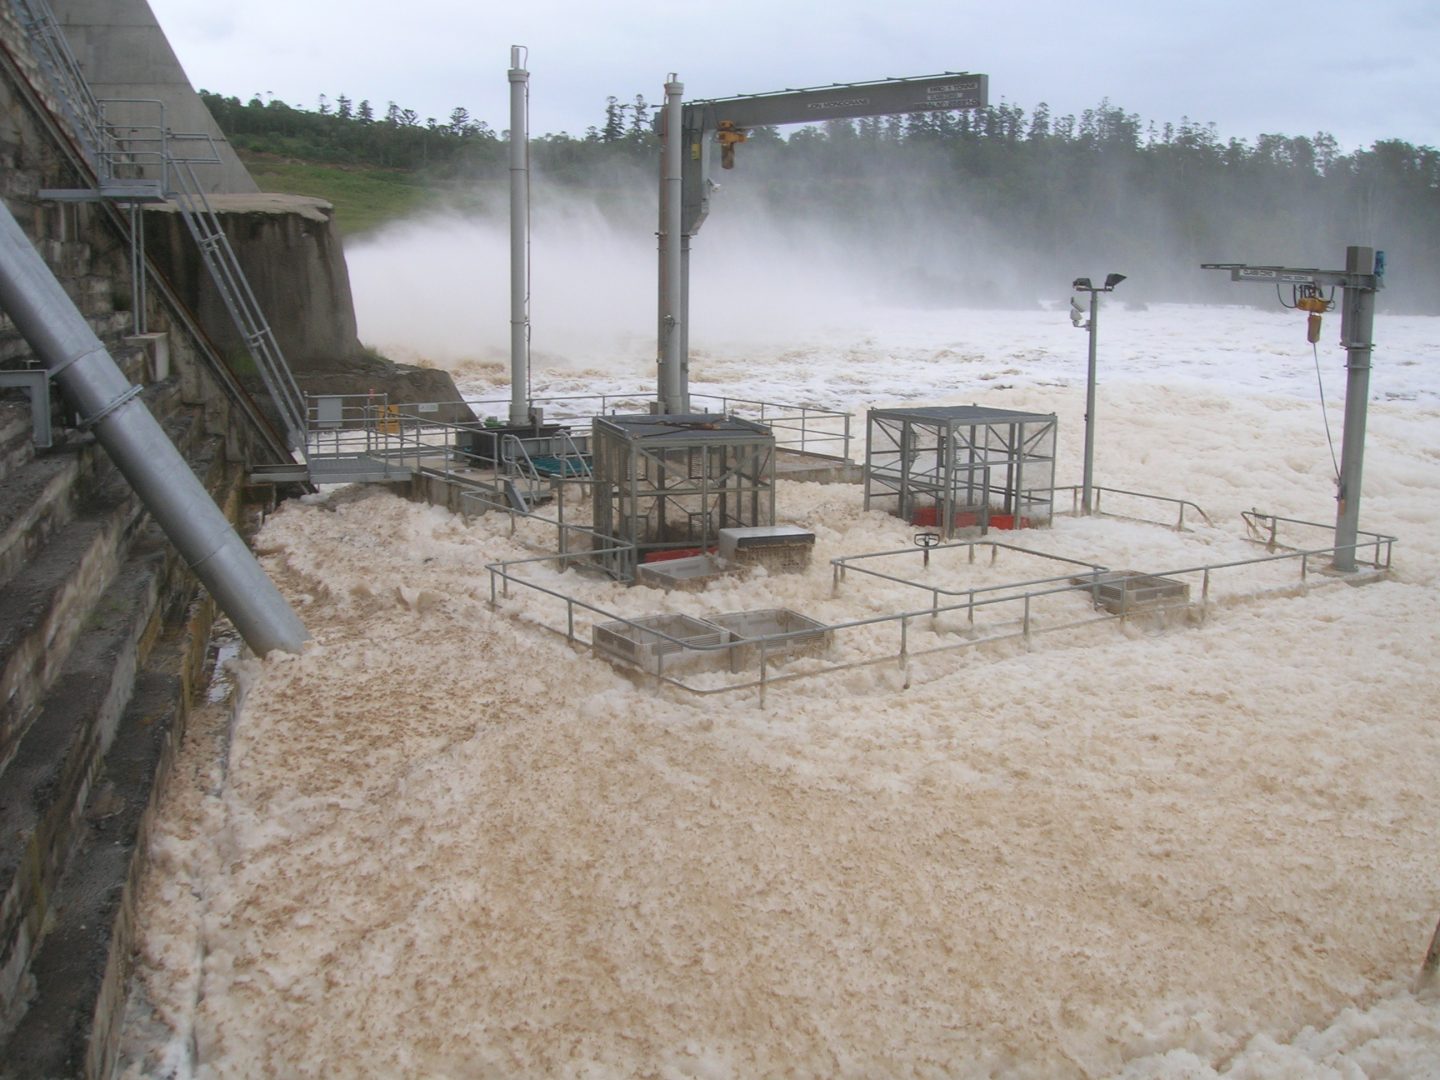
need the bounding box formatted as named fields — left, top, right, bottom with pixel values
left=654, top=72, right=989, bottom=414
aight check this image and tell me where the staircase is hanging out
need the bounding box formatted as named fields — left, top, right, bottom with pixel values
left=0, top=251, right=240, bottom=1075
left=13, top=0, right=308, bottom=454
left=0, top=8, right=285, bottom=1070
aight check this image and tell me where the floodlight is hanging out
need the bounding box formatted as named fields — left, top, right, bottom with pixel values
left=1072, top=277, right=1092, bottom=290
left=1104, top=273, right=1127, bottom=289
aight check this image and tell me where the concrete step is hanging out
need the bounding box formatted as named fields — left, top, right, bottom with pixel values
left=0, top=528, right=175, bottom=1045
left=0, top=445, right=87, bottom=588
left=0, top=485, right=145, bottom=780
left=0, top=550, right=211, bottom=1079
left=0, top=529, right=168, bottom=1031
left=0, top=394, right=222, bottom=759
left=0, top=400, right=37, bottom=485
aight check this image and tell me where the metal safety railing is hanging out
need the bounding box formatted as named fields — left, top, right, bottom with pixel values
left=303, top=394, right=457, bottom=480
left=1053, top=484, right=1214, bottom=531
left=168, top=139, right=307, bottom=447
left=1242, top=509, right=1395, bottom=569
left=483, top=542, right=1126, bottom=708
left=11, top=0, right=107, bottom=165
left=461, top=390, right=854, bottom=462
left=13, top=0, right=308, bottom=450
left=299, top=390, right=849, bottom=484
left=831, top=540, right=1111, bottom=621
left=691, top=393, right=852, bottom=460
left=480, top=512, right=1396, bottom=706
left=468, top=492, right=637, bottom=582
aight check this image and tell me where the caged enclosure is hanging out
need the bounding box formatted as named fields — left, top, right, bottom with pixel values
left=590, top=414, right=776, bottom=561
left=864, top=404, right=1058, bottom=537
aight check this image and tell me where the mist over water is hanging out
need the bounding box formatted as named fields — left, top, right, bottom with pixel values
left=345, top=182, right=920, bottom=373
left=346, top=138, right=1437, bottom=378
left=346, top=199, right=652, bottom=370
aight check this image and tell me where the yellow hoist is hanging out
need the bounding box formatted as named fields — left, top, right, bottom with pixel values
left=1288, top=284, right=1335, bottom=344
left=716, top=120, right=748, bottom=169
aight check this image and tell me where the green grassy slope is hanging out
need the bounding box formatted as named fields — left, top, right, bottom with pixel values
left=239, top=153, right=446, bottom=238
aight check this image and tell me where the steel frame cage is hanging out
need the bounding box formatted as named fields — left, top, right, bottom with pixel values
left=864, top=406, right=1057, bottom=538
left=591, top=414, right=777, bottom=557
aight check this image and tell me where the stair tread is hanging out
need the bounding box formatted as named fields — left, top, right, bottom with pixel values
left=0, top=449, right=82, bottom=581
left=0, top=539, right=166, bottom=881
left=0, top=565, right=196, bottom=1078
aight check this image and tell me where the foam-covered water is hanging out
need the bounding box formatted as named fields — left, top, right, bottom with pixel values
left=120, top=303, right=1440, bottom=1077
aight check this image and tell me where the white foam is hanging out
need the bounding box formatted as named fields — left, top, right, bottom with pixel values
left=122, top=304, right=1440, bottom=1077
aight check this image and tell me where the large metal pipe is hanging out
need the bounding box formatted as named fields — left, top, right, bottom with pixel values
left=0, top=199, right=308, bottom=656
left=507, top=46, right=531, bottom=426
left=657, top=74, right=685, bottom=413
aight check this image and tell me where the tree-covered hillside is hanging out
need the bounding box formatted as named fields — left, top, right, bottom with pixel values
left=202, top=90, right=1440, bottom=311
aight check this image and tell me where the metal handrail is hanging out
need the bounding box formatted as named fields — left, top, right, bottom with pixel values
left=832, top=540, right=1110, bottom=615
left=12, top=0, right=309, bottom=451
left=1052, top=484, right=1214, bottom=531
left=1241, top=509, right=1395, bottom=567
left=467, top=488, right=636, bottom=581
left=483, top=527, right=1393, bottom=705
left=446, top=389, right=854, bottom=461
left=12, top=0, right=108, bottom=166
left=1165, top=537, right=1395, bottom=602
left=167, top=144, right=307, bottom=448
left=484, top=551, right=1120, bottom=707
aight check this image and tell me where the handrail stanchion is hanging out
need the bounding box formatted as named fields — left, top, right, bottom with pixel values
left=759, top=642, right=768, bottom=709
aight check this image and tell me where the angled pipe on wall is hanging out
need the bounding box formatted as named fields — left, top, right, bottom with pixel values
left=0, top=199, right=307, bottom=656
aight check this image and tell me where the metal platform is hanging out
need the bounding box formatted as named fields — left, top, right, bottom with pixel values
left=592, top=613, right=729, bottom=672
left=305, top=455, right=413, bottom=485
left=1084, top=570, right=1190, bottom=614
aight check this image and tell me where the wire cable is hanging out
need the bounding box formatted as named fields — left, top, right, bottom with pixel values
left=1312, top=340, right=1341, bottom=485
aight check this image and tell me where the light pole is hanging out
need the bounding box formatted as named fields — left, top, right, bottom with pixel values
left=1071, top=273, right=1125, bottom=515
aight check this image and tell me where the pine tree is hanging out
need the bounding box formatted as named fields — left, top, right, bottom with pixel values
left=602, top=96, right=626, bottom=142
left=630, top=94, right=650, bottom=138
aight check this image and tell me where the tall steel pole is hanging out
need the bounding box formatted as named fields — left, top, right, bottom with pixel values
left=1082, top=289, right=1100, bottom=515
left=1332, top=245, right=1376, bottom=572
left=657, top=74, right=685, bottom=414
left=1201, top=250, right=1382, bottom=571
left=507, top=46, right=531, bottom=426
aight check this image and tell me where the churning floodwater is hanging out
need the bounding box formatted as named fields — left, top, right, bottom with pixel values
left=119, top=292, right=1440, bottom=1076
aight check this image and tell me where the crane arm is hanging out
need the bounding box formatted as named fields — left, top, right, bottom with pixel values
left=671, top=72, right=987, bottom=237
left=687, top=72, right=987, bottom=129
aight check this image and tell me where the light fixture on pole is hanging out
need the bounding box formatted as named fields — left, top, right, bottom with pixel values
left=1071, top=273, right=1125, bottom=515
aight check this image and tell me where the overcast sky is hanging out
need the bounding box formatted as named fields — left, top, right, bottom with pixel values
left=146, top=0, right=1439, bottom=152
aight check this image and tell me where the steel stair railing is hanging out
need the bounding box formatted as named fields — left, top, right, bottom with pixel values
left=165, top=148, right=307, bottom=449
left=10, top=0, right=107, bottom=170
left=10, top=0, right=309, bottom=455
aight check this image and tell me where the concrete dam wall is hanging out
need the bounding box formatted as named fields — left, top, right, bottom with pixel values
left=0, top=0, right=465, bottom=1071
